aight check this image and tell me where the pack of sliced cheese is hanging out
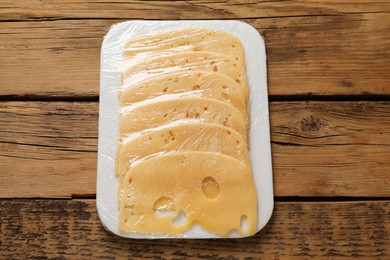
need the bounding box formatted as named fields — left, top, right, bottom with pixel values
left=97, top=21, right=273, bottom=239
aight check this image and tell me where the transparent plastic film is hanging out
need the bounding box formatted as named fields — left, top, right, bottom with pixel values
left=120, top=71, right=247, bottom=117
left=118, top=28, right=253, bottom=237
left=116, top=122, right=251, bottom=205
left=121, top=51, right=249, bottom=101
left=119, top=96, right=248, bottom=142
left=123, top=28, right=246, bottom=64
left=120, top=152, right=257, bottom=237
left=97, top=21, right=273, bottom=239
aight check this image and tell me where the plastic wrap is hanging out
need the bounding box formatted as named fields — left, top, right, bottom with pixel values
left=97, top=21, right=273, bottom=239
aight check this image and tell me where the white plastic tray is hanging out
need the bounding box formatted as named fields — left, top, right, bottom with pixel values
left=97, top=20, right=273, bottom=239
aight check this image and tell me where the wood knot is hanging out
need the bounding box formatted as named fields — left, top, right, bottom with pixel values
left=301, top=115, right=322, bottom=134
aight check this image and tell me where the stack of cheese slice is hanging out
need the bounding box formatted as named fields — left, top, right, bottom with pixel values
left=116, top=29, right=257, bottom=237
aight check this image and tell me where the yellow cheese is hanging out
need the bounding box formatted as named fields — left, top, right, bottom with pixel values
left=120, top=71, right=247, bottom=118
left=115, top=29, right=256, bottom=238
left=121, top=51, right=249, bottom=101
left=119, top=152, right=257, bottom=237
left=123, top=28, right=246, bottom=64
left=114, top=97, right=248, bottom=176
left=119, top=97, right=247, bottom=143
left=117, top=122, right=250, bottom=201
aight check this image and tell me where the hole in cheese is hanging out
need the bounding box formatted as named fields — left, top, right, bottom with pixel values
left=201, top=176, right=220, bottom=199
left=128, top=177, right=133, bottom=185
left=227, top=229, right=241, bottom=238
left=172, top=209, right=187, bottom=226
left=168, top=131, right=175, bottom=141
left=192, top=84, right=200, bottom=90
left=222, top=117, right=229, bottom=127
left=240, top=215, right=248, bottom=232
left=153, top=196, right=175, bottom=217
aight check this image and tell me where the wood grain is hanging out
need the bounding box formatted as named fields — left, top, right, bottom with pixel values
left=1, top=199, right=389, bottom=258
left=0, top=14, right=389, bottom=97
left=1, top=101, right=389, bottom=198
left=1, top=1, right=388, bottom=257
left=1, top=0, right=389, bottom=20
left=270, top=101, right=390, bottom=146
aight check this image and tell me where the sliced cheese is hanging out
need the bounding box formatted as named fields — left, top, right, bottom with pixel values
left=119, top=152, right=257, bottom=237
left=121, top=51, right=249, bottom=100
left=120, top=71, right=247, bottom=118
left=117, top=123, right=250, bottom=201
left=119, top=97, right=247, bottom=143
left=123, top=28, right=246, bottom=64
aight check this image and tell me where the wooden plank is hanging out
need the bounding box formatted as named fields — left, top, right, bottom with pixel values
left=0, top=101, right=389, bottom=198
left=256, top=13, right=390, bottom=96
left=0, top=13, right=389, bottom=97
left=0, top=20, right=102, bottom=98
left=1, top=199, right=389, bottom=258
left=0, top=102, right=98, bottom=198
left=270, top=101, right=390, bottom=146
left=0, top=0, right=389, bottom=20
left=273, top=144, right=390, bottom=196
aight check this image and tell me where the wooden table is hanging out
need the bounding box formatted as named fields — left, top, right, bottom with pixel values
left=1, top=1, right=389, bottom=258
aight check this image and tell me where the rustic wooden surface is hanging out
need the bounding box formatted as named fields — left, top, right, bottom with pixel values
left=1, top=6, right=389, bottom=97
left=0, top=0, right=389, bottom=258
left=1, top=200, right=389, bottom=259
left=1, top=101, right=389, bottom=198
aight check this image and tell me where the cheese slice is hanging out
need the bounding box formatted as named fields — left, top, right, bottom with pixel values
left=123, top=28, right=246, bottom=64
left=117, top=122, right=250, bottom=201
left=115, top=97, right=248, bottom=176
left=119, top=152, right=257, bottom=237
left=119, top=97, right=247, bottom=143
left=121, top=51, right=249, bottom=100
left=120, top=71, right=247, bottom=118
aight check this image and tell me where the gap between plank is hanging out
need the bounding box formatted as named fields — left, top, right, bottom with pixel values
left=0, top=11, right=388, bottom=23
left=0, top=95, right=100, bottom=102
left=270, top=95, right=390, bottom=102
left=1, top=196, right=389, bottom=202
left=0, top=14, right=345, bottom=23
left=1, top=95, right=390, bottom=103
left=275, top=196, right=390, bottom=202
